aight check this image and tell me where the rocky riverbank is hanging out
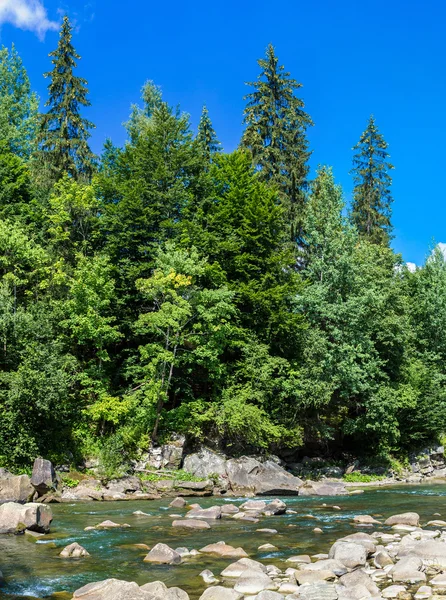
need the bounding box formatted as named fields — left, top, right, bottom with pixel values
left=2, top=444, right=446, bottom=506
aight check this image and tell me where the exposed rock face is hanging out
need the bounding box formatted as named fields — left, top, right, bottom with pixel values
left=0, top=472, right=34, bottom=504
left=60, top=542, right=90, bottom=558
left=0, top=502, right=52, bottom=534
left=73, top=579, right=153, bottom=599
left=299, top=480, right=348, bottom=496
left=183, top=448, right=227, bottom=479
left=143, top=543, right=182, bottom=564
left=31, top=458, right=57, bottom=496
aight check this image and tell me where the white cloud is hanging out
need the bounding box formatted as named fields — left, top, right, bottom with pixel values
left=406, top=262, right=417, bottom=273
left=438, top=243, right=446, bottom=259
left=0, top=0, right=58, bottom=40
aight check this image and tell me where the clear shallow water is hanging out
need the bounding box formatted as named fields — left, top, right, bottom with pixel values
left=3, top=484, right=446, bottom=600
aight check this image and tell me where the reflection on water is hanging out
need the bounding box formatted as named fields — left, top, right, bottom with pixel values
left=3, top=484, right=446, bottom=599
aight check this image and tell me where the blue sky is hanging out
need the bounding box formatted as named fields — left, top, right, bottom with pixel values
left=0, top=0, right=443, bottom=266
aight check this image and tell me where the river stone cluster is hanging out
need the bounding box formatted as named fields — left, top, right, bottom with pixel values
left=64, top=507, right=446, bottom=600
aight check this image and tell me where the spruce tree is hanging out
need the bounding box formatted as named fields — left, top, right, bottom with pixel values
left=38, top=16, right=95, bottom=181
left=241, top=44, right=313, bottom=240
left=197, top=105, right=221, bottom=160
left=350, top=116, right=394, bottom=245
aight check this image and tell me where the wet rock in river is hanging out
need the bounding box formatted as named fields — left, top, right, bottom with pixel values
left=221, top=557, right=267, bottom=577
left=199, top=541, right=248, bottom=558
left=187, top=505, right=221, bottom=520
left=328, top=540, right=367, bottom=569
left=60, top=542, right=90, bottom=558
left=94, top=520, right=130, bottom=529
left=353, top=514, right=381, bottom=525
left=172, top=518, right=210, bottom=529
left=0, top=502, right=52, bottom=534
left=140, top=580, right=189, bottom=600
left=169, top=496, right=187, bottom=508
left=385, top=512, right=420, bottom=527
left=234, top=571, right=276, bottom=594
left=200, top=569, right=219, bottom=584
left=72, top=579, right=153, bottom=599
left=143, top=543, right=182, bottom=564
left=198, top=587, right=242, bottom=600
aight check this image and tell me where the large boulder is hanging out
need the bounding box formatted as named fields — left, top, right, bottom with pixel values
left=199, top=587, right=242, bottom=600
left=143, top=543, right=182, bottom=564
left=187, top=506, right=221, bottom=520
left=385, top=512, right=420, bottom=527
left=60, top=542, right=90, bottom=558
left=140, top=581, right=189, bottom=600
left=390, top=556, right=425, bottom=583
left=328, top=541, right=367, bottom=569
left=73, top=579, right=153, bottom=599
left=31, top=458, right=57, bottom=496
left=0, top=472, right=34, bottom=504
left=299, top=480, right=348, bottom=496
left=221, top=558, right=267, bottom=577
left=397, top=540, right=446, bottom=566
left=0, top=502, right=52, bottom=534
left=226, top=457, right=302, bottom=495
left=172, top=519, right=210, bottom=530
left=234, top=572, right=276, bottom=595
left=183, top=448, right=227, bottom=479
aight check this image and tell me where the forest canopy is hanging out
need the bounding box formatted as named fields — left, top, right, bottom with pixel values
left=0, top=21, right=445, bottom=470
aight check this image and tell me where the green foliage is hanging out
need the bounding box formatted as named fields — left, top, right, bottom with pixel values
left=0, top=38, right=445, bottom=471
left=242, top=44, right=313, bottom=240
left=350, top=116, right=394, bottom=246
left=37, top=16, right=96, bottom=181
left=0, top=45, right=39, bottom=159
left=343, top=472, right=385, bottom=483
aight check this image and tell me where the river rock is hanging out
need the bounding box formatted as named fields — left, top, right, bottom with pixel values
left=397, top=540, right=446, bottom=566
left=336, top=532, right=376, bottom=554
left=328, top=541, right=367, bottom=568
left=374, top=550, right=394, bottom=568
left=95, top=520, right=130, bottom=529
left=382, top=585, right=407, bottom=599
left=183, top=448, right=228, bottom=479
left=221, top=557, right=267, bottom=577
left=299, top=481, right=348, bottom=496
left=226, top=457, right=303, bottom=495
left=140, top=581, right=189, bottom=600
left=240, top=500, right=267, bottom=511
left=390, top=556, right=425, bottom=583
left=301, top=558, right=348, bottom=576
left=61, top=485, right=104, bottom=502
left=253, top=592, right=284, bottom=600
left=264, top=499, right=287, bottom=515
left=60, top=542, right=90, bottom=558
left=258, top=543, right=277, bottom=551
left=31, top=458, right=57, bottom=496
left=221, top=504, right=239, bottom=515
left=73, top=579, right=153, bottom=599
left=0, top=472, right=34, bottom=504
left=339, top=570, right=380, bottom=596
left=170, top=497, right=187, bottom=508
left=198, top=587, right=242, bottom=600
left=298, top=583, right=338, bottom=600
left=199, top=542, right=248, bottom=558
left=172, top=519, right=210, bottom=530
left=234, top=571, right=276, bottom=594
left=143, top=543, right=181, bottom=564
left=385, top=512, right=420, bottom=527
left=200, top=569, right=219, bottom=584
left=294, top=570, right=336, bottom=584
left=286, top=554, right=311, bottom=564
left=0, top=502, right=52, bottom=534
left=353, top=514, right=381, bottom=525
left=187, top=506, right=221, bottom=520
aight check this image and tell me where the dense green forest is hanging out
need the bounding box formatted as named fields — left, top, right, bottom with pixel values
left=1, top=17, right=445, bottom=471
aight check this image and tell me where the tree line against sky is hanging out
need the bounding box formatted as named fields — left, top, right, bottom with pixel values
left=0, top=16, right=444, bottom=471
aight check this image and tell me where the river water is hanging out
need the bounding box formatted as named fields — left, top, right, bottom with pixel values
left=2, top=484, right=446, bottom=600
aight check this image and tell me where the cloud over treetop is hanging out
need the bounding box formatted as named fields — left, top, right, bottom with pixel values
left=0, top=0, right=58, bottom=39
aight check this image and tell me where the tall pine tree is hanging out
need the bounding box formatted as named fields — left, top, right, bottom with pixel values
left=197, top=105, right=221, bottom=161
left=38, top=16, right=95, bottom=181
left=241, top=44, right=313, bottom=240
left=350, top=116, right=394, bottom=246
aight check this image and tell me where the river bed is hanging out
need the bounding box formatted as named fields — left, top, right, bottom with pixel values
left=3, top=484, right=446, bottom=599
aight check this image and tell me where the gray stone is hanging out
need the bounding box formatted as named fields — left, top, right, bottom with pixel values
left=172, top=519, right=210, bottom=530
left=198, top=587, right=242, bottom=600
left=385, top=512, right=420, bottom=527
left=221, top=504, right=239, bottom=515
left=381, top=585, right=407, bottom=599
left=31, top=458, right=57, bottom=496
left=374, top=550, right=394, bottom=568
left=299, top=481, right=348, bottom=496
left=140, top=581, right=189, bottom=600
left=298, top=583, right=338, bottom=600
left=169, top=497, right=187, bottom=508
left=328, top=541, right=367, bottom=569
left=397, top=540, right=446, bottom=566
left=0, top=473, right=34, bottom=504
left=0, top=502, right=52, bottom=534
left=294, top=570, right=336, bottom=584
left=336, top=532, right=376, bottom=554
left=199, top=542, right=247, bottom=558
left=253, top=592, right=284, bottom=600
left=390, top=556, right=425, bottom=583
left=264, top=499, right=287, bottom=515
left=143, top=543, right=182, bottom=564
left=240, top=500, right=267, bottom=511
left=187, top=506, right=221, bottom=520
left=60, top=542, right=90, bottom=558
left=301, top=559, right=348, bottom=576
left=183, top=448, right=227, bottom=479
left=221, top=558, right=267, bottom=577
left=226, top=457, right=302, bottom=495
left=234, top=571, right=276, bottom=594
left=339, top=570, right=380, bottom=596
left=353, top=515, right=381, bottom=525
left=73, top=579, right=153, bottom=599
left=200, top=569, right=219, bottom=584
